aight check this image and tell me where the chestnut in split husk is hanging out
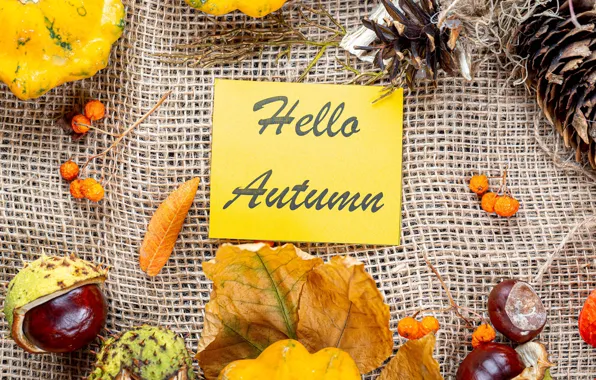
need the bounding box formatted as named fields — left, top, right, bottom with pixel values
left=3, top=255, right=108, bottom=354
left=488, top=280, right=547, bottom=343
left=456, top=342, right=525, bottom=380
left=88, top=325, right=195, bottom=380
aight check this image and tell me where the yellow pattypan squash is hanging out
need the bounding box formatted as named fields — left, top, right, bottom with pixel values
left=186, top=0, right=288, bottom=18
left=0, top=0, right=125, bottom=100
left=218, top=340, right=361, bottom=380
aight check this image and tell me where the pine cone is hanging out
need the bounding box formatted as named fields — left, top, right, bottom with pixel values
left=359, top=0, right=469, bottom=89
left=516, top=0, right=596, bottom=167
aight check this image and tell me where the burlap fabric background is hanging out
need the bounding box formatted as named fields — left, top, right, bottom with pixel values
left=1, top=0, right=596, bottom=378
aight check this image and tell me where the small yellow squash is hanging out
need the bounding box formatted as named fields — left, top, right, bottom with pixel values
left=218, top=340, right=361, bottom=380
left=0, top=0, right=125, bottom=100
left=186, top=0, right=288, bottom=18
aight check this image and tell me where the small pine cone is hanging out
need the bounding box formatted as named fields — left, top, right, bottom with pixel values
left=516, top=1, right=596, bottom=167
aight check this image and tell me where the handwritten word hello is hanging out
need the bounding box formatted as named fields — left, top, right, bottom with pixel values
left=254, top=96, right=361, bottom=137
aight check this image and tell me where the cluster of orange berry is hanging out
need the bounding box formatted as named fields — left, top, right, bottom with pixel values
left=469, top=174, right=520, bottom=218
left=60, top=161, right=105, bottom=202
left=397, top=315, right=440, bottom=340
left=70, top=100, right=106, bottom=135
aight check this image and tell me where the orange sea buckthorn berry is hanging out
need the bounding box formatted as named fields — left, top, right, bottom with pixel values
left=60, top=160, right=79, bottom=182
left=420, top=316, right=440, bottom=335
left=494, top=195, right=520, bottom=218
left=69, top=179, right=85, bottom=199
left=472, top=324, right=496, bottom=348
left=481, top=192, right=498, bottom=213
left=84, top=100, right=106, bottom=121
left=398, top=317, right=423, bottom=340
left=84, top=182, right=105, bottom=202
left=71, top=114, right=91, bottom=134
left=469, top=174, right=489, bottom=195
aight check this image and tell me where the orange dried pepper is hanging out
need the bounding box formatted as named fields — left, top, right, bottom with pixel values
left=481, top=192, right=498, bottom=213
left=420, top=316, right=440, bottom=335
left=398, top=317, right=423, bottom=340
left=60, top=160, right=79, bottom=181
left=72, top=114, right=91, bottom=134
left=84, top=100, right=106, bottom=121
left=580, top=290, right=596, bottom=347
left=469, top=174, right=489, bottom=195
left=69, top=179, right=85, bottom=199
left=494, top=196, right=520, bottom=218
left=471, top=324, right=496, bottom=348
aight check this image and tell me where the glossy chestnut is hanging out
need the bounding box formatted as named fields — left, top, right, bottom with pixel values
left=456, top=342, right=525, bottom=380
left=488, top=280, right=546, bottom=343
left=23, top=284, right=107, bottom=353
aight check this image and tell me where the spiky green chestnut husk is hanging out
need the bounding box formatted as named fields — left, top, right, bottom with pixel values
left=88, top=325, right=196, bottom=380
left=4, top=254, right=107, bottom=353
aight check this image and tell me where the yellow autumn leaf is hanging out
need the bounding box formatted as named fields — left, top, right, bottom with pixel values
left=379, top=333, right=443, bottom=380
left=139, top=177, right=200, bottom=276
left=197, top=243, right=323, bottom=380
left=296, top=256, right=393, bottom=374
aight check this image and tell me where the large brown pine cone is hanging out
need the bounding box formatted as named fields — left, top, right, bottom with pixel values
left=516, top=0, right=596, bottom=167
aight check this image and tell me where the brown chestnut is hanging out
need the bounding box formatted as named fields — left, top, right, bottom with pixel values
left=23, top=285, right=107, bottom=353
left=488, top=280, right=546, bottom=343
left=456, top=342, right=525, bottom=380
left=4, top=255, right=108, bottom=354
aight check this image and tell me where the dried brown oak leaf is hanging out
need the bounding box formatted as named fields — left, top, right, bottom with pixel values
left=296, top=256, right=393, bottom=374
left=196, top=243, right=323, bottom=380
left=379, top=333, right=443, bottom=380
left=139, top=177, right=200, bottom=276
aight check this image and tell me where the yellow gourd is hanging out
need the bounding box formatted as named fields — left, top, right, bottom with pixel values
left=218, top=340, right=361, bottom=380
left=0, top=0, right=125, bottom=100
left=185, top=0, right=288, bottom=18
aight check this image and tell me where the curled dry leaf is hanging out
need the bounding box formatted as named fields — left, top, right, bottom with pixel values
left=196, top=243, right=323, bottom=380
left=139, top=177, right=200, bottom=276
left=296, top=256, right=393, bottom=374
left=379, top=333, right=443, bottom=380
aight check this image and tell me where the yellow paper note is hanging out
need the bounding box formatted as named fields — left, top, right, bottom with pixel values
left=209, top=80, right=403, bottom=245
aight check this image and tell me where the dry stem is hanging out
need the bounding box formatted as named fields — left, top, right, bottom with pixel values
left=534, top=215, right=596, bottom=283
left=156, top=5, right=345, bottom=82
left=423, top=254, right=484, bottom=328
left=81, top=91, right=172, bottom=171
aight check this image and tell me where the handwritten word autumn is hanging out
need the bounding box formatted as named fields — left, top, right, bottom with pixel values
left=224, top=170, right=384, bottom=213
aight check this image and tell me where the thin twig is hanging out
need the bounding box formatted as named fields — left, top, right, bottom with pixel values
left=81, top=91, right=172, bottom=171
left=423, top=254, right=481, bottom=329
left=534, top=216, right=596, bottom=283
left=568, top=0, right=582, bottom=29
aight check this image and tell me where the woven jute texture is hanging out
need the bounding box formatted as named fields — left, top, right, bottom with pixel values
left=1, top=0, right=596, bottom=378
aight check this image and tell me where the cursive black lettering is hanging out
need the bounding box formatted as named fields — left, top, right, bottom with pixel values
left=254, top=96, right=299, bottom=135
left=224, top=170, right=384, bottom=213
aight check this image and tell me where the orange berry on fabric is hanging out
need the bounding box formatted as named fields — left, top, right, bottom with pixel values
left=420, top=316, right=440, bottom=335
left=84, top=182, right=105, bottom=202
left=71, top=114, right=91, bottom=134
left=398, top=317, right=423, bottom=340
left=469, top=174, right=489, bottom=195
left=69, top=179, right=85, bottom=199
left=81, top=178, right=99, bottom=190
left=579, top=290, right=596, bottom=347
left=471, top=324, right=496, bottom=348
left=494, top=196, right=520, bottom=217
left=59, top=160, right=79, bottom=181
left=481, top=192, right=498, bottom=213
left=84, top=100, right=106, bottom=121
